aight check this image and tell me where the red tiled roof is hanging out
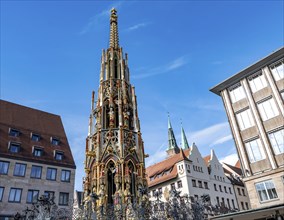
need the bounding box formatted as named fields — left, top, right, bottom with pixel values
left=146, top=149, right=191, bottom=187
left=0, top=100, right=76, bottom=169
left=235, top=160, right=241, bottom=168
left=223, top=163, right=242, bottom=176
left=203, top=154, right=211, bottom=166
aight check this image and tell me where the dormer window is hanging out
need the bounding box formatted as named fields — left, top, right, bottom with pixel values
left=33, top=147, right=43, bottom=157
left=9, top=142, right=20, bottom=153
left=9, top=128, right=20, bottom=137
left=31, top=133, right=40, bottom=142
left=51, top=137, right=60, bottom=146
left=54, top=151, right=64, bottom=160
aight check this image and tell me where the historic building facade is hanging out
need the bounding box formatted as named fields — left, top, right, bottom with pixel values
left=146, top=119, right=246, bottom=210
left=83, top=8, right=147, bottom=213
left=0, top=100, right=76, bottom=218
left=210, top=47, right=284, bottom=209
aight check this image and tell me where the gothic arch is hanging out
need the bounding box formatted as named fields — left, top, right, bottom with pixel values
left=106, top=159, right=116, bottom=204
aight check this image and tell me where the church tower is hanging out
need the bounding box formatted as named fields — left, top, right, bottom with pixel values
left=83, top=8, right=148, bottom=212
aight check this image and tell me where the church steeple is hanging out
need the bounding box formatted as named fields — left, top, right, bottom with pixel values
left=109, top=8, right=119, bottom=49
left=181, top=123, right=189, bottom=149
left=167, top=114, right=179, bottom=157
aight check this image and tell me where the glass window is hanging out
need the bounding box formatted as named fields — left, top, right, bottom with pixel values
left=237, top=188, right=241, bottom=195
left=177, top=180, right=182, bottom=188
left=30, top=165, right=42, bottom=179
left=170, top=183, right=175, bottom=190
left=192, top=180, right=196, bottom=187
left=198, top=180, right=202, bottom=188
left=9, top=128, right=20, bottom=137
left=232, top=199, right=235, bottom=209
left=257, top=98, right=279, bottom=121
left=229, top=84, right=246, bottom=103
left=255, top=180, right=278, bottom=202
left=46, top=168, right=57, bottom=180
left=9, top=142, right=20, bottom=153
left=242, top=188, right=246, bottom=196
left=33, top=148, right=43, bottom=157
left=61, top=170, right=71, bottom=182
left=51, top=137, right=60, bottom=146
left=55, top=152, right=63, bottom=160
left=270, top=60, right=284, bottom=81
left=0, top=161, right=9, bottom=174
left=31, top=133, right=40, bottom=142
left=27, top=190, right=39, bottom=203
left=269, top=129, right=284, bottom=155
left=245, top=202, right=249, bottom=209
left=0, top=187, right=4, bottom=201
left=59, top=192, right=69, bottom=206
left=219, top=185, right=223, bottom=192
left=236, top=109, right=255, bottom=130
left=13, top=163, right=26, bottom=177
left=204, top=182, right=208, bottom=189
left=245, top=138, right=266, bottom=162
left=216, top=197, right=220, bottom=205
left=214, top=184, right=217, bottom=191
left=248, top=72, right=267, bottom=93
left=227, top=198, right=230, bottom=209
left=224, top=186, right=227, bottom=193
left=229, top=187, right=232, bottom=194
left=44, top=191, right=55, bottom=199
left=8, top=188, right=22, bottom=203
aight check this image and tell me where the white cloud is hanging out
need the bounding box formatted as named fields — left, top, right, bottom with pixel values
left=145, top=142, right=167, bottom=166
left=126, top=22, right=148, bottom=32
left=220, top=153, right=239, bottom=166
left=212, top=134, right=233, bottom=145
left=79, top=2, right=123, bottom=35
left=133, top=56, right=188, bottom=79
left=188, top=122, right=231, bottom=147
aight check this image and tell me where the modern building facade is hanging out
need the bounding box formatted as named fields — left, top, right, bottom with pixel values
left=83, top=8, right=147, bottom=214
left=0, top=100, right=76, bottom=218
left=210, top=47, right=284, bottom=209
left=146, top=119, right=246, bottom=210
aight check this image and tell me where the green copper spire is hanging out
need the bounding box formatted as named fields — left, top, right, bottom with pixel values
left=181, top=123, right=189, bottom=149
left=167, top=114, right=178, bottom=150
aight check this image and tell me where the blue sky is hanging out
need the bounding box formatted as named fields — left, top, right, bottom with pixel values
left=1, top=1, right=283, bottom=191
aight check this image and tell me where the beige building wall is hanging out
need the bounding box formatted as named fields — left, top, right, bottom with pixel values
left=0, top=157, right=75, bottom=217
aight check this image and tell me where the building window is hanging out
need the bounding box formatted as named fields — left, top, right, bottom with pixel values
left=269, top=129, right=284, bottom=155
left=236, top=109, right=255, bottom=130
left=44, top=191, right=55, bottom=199
left=33, top=148, right=43, bottom=157
left=0, top=187, right=4, bottom=201
left=46, top=168, right=57, bottom=181
left=204, top=182, right=208, bottom=189
left=270, top=60, right=284, bottom=81
left=255, top=180, right=278, bottom=202
left=198, top=181, right=203, bottom=188
left=224, top=186, right=227, bottom=193
left=27, top=190, right=39, bottom=203
left=229, top=84, right=246, bottom=103
left=61, top=170, right=71, bottom=182
left=237, top=188, right=241, bottom=195
left=216, top=196, right=220, bottom=205
left=8, top=188, right=22, bottom=203
left=177, top=181, right=182, bottom=188
left=158, top=188, right=162, bottom=194
left=9, top=128, right=20, bottom=137
left=248, top=72, right=267, bottom=93
left=170, top=183, right=175, bottom=190
left=245, top=138, right=266, bottom=163
left=31, top=133, right=40, bottom=142
left=242, top=188, right=246, bottom=196
left=13, top=163, right=26, bottom=177
left=227, top=198, right=230, bottom=209
left=55, top=151, right=64, bottom=160
left=245, top=202, right=249, bottom=210
left=192, top=180, right=196, bottom=187
left=59, top=192, right=69, bottom=206
left=214, top=184, right=217, bottom=191
left=0, top=161, right=9, bottom=174
left=257, top=98, right=279, bottom=121
left=241, top=202, right=244, bottom=210
left=232, top=199, right=235, bottom=209
left=219, top=185, right=223, bottom=192
left=9, top=142, right=20, bottom=153
left=194, top=195, right=198, bottom=201
left=30, top=165, right=42, bottom=179
left=51, top=137, right=60, bottom=146
left=229, top=187, right=232, bottom=194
